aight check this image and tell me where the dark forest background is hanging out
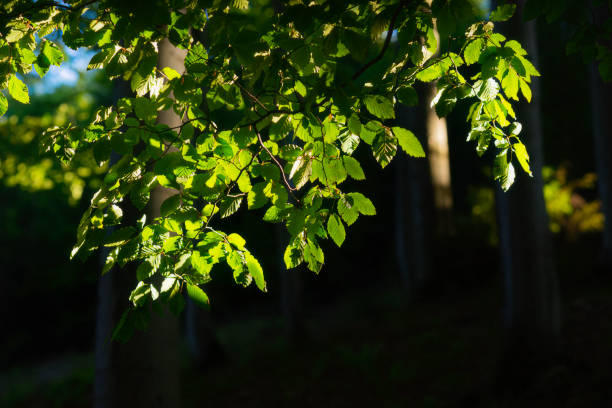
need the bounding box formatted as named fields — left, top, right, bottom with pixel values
left=1, top=4, right=612, bottom=408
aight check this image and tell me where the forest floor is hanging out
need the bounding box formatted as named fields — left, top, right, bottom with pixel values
left=3, top=241, right=612, bottom=408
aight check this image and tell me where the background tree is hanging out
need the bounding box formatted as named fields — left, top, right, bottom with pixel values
left=2, top=1, right=612, bottom=407
left=495, top=0, right=561, bottom=385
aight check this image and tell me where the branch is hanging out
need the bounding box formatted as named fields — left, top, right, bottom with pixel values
left=351, top=1, right=407, bottom=81
left=201, top=146, right=264, bottom=232
left=234, top=79, right=270, bottom=113
left=1, top=0, right=99, bottom=22
left=255, top=130, right=301, bottom=206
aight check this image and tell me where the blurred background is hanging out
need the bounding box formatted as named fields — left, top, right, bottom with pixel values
left=1, top=3, right=612, bottom=408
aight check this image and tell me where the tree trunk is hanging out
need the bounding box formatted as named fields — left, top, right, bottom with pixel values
left=94, top=39, right=186, bottom=408
left=394, top=106, right=430, bottom=295
left=496, top=4, right=561, bottom=385
left=277, top=224, right=306, bottom=341
left=425, top=83, right=454, bottom=236
left=588, top=62, right=612, bottom=268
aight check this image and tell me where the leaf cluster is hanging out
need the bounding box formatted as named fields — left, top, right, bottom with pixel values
left=0, top=0, right=542, bottom=338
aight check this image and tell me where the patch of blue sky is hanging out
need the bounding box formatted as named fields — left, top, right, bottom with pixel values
left=31, top=45, right=96, bottom=95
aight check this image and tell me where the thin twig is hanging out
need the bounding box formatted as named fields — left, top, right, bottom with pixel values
left=351, top=1, right=407, bottom=81
left=2, top=0, right=99, bottom=22
left=255, top=130, right=301, bottom=206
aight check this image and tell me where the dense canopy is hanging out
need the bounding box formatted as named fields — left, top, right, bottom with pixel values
left=0, top=0, right=544, bottom=337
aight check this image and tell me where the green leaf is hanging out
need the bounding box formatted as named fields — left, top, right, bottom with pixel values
left=347, top=114, right=361, bottom=136
left=372, top=131, right=397, bottom=168
left=502, top=69, right=519, bottom=100
left=284, top=237, right=304, bottom=269
left=247, top=182, right=268, bottom=209
left=501, top=162, right=515, bottom=191
left=359, top=121, right=381, bottom=145
left=289, top=155, right=312, bottom=190
left=0, top=93, right=8, bottom=117
left=263, top=205, right=290, bottom=223
left=228, top=252, right=252, bottom=287
left=191, top=250, right=213, bottom=275
left=104, top=227, right=137, bottom=247
left=464, top=38, right=484, bottom=65
left=102, top=248, right=119, bottom=275
left=476, top=130, right=492, bottom=156
left=133, top=97, right=157, bottom=124
left=88, top=49, right=112, bottom=70
left=186, top=283, right=210, bottom=309
left=339, top=131, right=360, bottom=155
left=343, top=156, right=365, bottom=180
left=8, top=75, right=29, bottom=104
left=396, top=86, right=418, bottom=106
left=327, top=214, right=346, bottom=247
left=489, top=4, right=517, bottom=22
left=227, top=233, right=246, bottom=249
left=363, top=95, right=395, bottom=120
left=392, top=127, right=425, bottom=157
left=519, top=78, right=532, bottom=102
left=40, top=41, right=65, bottom=66
left=160, top=194, right=181, bottom=217
left=163, top=236, right=183, bottom=252
left=246, top=252, right=266, bottom=292
left=474, top=78, right=499, bottom=102
left=518, top=56, right=540, bottom=78
left=431, top=87, right=457, bottom=118
left=219, top=196, right=243, bottom=218
left=513, top=142, right=532, bottom=176
left=347, top=192, right=376, bottom=215
left=337, top=195, right=359, bottom=225
left=416, top=58, right=452, bottom=82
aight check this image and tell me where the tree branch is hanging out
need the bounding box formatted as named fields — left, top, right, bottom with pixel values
left=1, top=0, right=99, bottom=22
left=256, top=130, right=301, bottom=206
left=351, top=1, right=407, bottom=81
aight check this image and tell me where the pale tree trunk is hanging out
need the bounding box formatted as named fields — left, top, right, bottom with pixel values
left=393, top=4, right=450, bottom=295
left=497, top=4, right=561, bottom=384
left=113, top=38, right=184, bottom=408
left=424, top=0, right=454, bottom=238
left=94, top=39, right=187, bottom=408
left=425, top=83, right=454, bottom=236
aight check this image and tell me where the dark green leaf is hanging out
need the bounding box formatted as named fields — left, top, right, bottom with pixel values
left=363, top=95, right=395, bottom=120
left=347, top=192, right=376, bottom=215
left=160, top=194, right=181, bottom=217
left=396, top=86, right=418, bottom=106
left=219, top=196, right=243, bottom=218
left=489, top=4, right=517, bottom=22
left=343, top=156, right=365, bottom=180
left=327, top=214, right=346, bottom=247
left=372, top=131, right=397, bottom=168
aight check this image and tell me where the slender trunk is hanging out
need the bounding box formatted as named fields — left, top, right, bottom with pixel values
left=425, top=83, right=454, bottom=236
left=395, top=106, right=430, bottom=295
left=114, top=38, right=184, bottom=408
left=277, top=224, right=306, bottom=340
left=497, top=4, right=561, bottom=385
left=94, top=39, right=186, bottom=408
left=93, top=247, right=114, bottom=408
left=588, top=62, right=612, bottom=267
left=394, top=155, right=411, bottom=293
left=423, top=0, right=454, bottom=237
